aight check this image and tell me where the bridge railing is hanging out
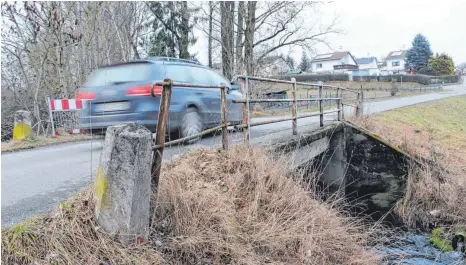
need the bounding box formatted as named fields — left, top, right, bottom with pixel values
left=231, top=75, right=362, bottom=144
left=149, top=76, right=363, bottom=191
left=149, top=79, right=230, bottom=192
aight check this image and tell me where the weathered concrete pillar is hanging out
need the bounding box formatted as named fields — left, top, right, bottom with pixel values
left=321, top=130, right=347, bottom=193
left=13, top=110, right=32, bottom=140
left=94, top=123, right=152, bottom=245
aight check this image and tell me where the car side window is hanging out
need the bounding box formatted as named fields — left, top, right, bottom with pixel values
left=206, top=69, right=229, bottom=86
left=187, top=66, right=214, bottom=85
left=159, top=64, right=194, bottom=83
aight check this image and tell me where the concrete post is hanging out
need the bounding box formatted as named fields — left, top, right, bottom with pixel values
left=13, top=110, right=32, bottom=140
left=94, top=123, right=152, bottom=245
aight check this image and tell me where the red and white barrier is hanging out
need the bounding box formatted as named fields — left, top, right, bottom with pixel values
left=47, top=97, right=86, bottom=136
left=49, top=99, right=84, bottom=111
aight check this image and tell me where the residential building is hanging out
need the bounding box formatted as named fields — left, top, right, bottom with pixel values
left=383, top=50, right=407, bottom=75
left=310, top=51, right=358, bottom=74
left=354, top=57, right=380, bottom=76
left=258, top=55, right=290, bottom=76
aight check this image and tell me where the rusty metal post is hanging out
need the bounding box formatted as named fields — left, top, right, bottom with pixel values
left=355, top=92, right=361, bottom=117
left=337, top=87, right=342, bottom=121
left=220, top=84, right=229, bottom=151
left=318, top=84, right=323, bottom=127
left=240, top=77, right=250, bottom=144
left=291, top=78, right=297, bottom=135
left=306, top=89, right=310, bottom=109
left=150, top=78, right=172, bottom=198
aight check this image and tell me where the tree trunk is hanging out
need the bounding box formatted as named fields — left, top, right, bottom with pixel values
left=179, top=1, right=190, bottom=59
left=208, top=1, right=213, bottom=68
left=244, top=2, right=256, bottom=76
left=220, top=1, right=234, bottom=80
left=235, top=1, right=244, bottom=74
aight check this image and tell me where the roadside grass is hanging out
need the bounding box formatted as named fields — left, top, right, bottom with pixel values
left=1, top=134, right=100, bottom=153
left=350, top=95, right=466, bottom=229
left=2, top=146, right=380, bottom=265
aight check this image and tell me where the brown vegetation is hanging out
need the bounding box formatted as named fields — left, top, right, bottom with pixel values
left=2, top=146, right=378, bottom=264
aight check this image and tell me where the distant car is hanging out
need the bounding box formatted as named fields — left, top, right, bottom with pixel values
left=78, top=57, right=243, bottom=141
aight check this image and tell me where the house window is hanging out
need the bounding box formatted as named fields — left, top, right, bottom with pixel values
left=317, top=63, right=323, bottom=68
left=392, top=61, right=400, bottom=67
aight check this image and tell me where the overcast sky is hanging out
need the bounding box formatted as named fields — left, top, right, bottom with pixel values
left=191, top=0, right=466, bottom=66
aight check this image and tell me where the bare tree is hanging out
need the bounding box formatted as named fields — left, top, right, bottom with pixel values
left=208, top=1, right=214, bottom=67
left=458, top=62, right=466, bottom=75
left=244, top=2, right=257, bottom=75
left=1, top=1, right=152, bottom=137
left=235, top=1, right=244, bottom=74
left=220, top=1, right=234, bottom=79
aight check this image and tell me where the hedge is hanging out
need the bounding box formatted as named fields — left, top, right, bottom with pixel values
left=272, top=73, right=349, bottom=82
left=432, top=75, right=461, bottom=84
left=272, top=73, right=459, bottom=85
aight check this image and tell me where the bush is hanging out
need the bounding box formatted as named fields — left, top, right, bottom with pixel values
left=434, top=75, right=461, bottom=84
left=354, top=75, right=431, bottom=85
left=273, top=73, right=349, bottom=82
left=418, top=67, right=438, bottom=76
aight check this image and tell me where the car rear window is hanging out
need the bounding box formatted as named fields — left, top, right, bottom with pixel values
left=85, top=63, right=152, bottom=87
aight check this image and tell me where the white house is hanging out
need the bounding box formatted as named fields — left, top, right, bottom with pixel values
left=383, top=50, right=407, bottom=75
left=310, top=51, right=358, bottom=74
left=354, top=57, right=380, bottom=76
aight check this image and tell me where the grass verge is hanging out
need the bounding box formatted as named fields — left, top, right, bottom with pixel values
left=1, top=134, right=100, bottom=153
left=2, top=146, right=379, bottom=264
left=351, top=96, right=466, bottom=229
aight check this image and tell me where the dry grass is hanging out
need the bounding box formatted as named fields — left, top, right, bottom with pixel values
left=1, top=188, right=164, bottom=265
left=2, top=146, right=379, bottom=265
left=350, top=96, right=466, bottom=229
left=152, top=147, right=378, bottom=264
left=1, top=134, right=100, bottom=153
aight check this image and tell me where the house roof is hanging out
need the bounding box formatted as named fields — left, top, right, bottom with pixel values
left=355, top=57, right=377, bottom=65
left=386, top=50, right=407, bottom=60
left=311, top=51, right=355, bottom=63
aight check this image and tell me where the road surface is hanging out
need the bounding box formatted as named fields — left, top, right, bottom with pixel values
left=2, top=79, right=465, bottom=227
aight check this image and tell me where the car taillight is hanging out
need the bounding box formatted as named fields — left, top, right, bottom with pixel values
left=76, top=92, right=96, bottom=100
left=126, top=85, right=162, bottom=96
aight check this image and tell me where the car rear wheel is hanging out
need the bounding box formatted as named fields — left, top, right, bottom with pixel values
left=181, top=107, right=203, bottom=144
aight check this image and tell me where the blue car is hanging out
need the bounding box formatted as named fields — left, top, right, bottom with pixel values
left=78, top=57, right=243, bottom=141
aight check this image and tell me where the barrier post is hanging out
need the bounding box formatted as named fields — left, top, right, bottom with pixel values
left=150, top=78, right=172, bottom=213
left=47, top=97, right=56, bottom=137
left=240, top=77, right=250, bottom=144
left=291, top=78, right=297, bottom=135
left=220, top=84, right=229, bottom=150
left=318, top=84, right=323, bottom=127
left=337, top=87, right=342, bottom=121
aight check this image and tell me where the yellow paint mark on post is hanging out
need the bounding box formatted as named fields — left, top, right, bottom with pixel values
left=95, top=167, right=107, bottom=211
left=13, top=123, right=32, bottom=140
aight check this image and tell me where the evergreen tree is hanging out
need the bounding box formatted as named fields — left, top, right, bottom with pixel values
left=147, top=2, right=198, bottom=58
left=284, top=54, right=295, bottom=70
left=406, top=34, right=433, bottom=71
left=299, top=51, right=310, bottom=72
left=428, top=53, right=455, bottom=76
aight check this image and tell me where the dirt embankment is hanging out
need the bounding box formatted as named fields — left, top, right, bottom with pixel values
left=351, top=96, right=466, bottom=230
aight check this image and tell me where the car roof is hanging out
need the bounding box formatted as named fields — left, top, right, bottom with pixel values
left=104, top=57, right=206, bottom=68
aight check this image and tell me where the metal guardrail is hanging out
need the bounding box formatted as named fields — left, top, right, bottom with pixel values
left=149, top=76, right=363, bottom=192
left=232, top=75, right=362, bottom=143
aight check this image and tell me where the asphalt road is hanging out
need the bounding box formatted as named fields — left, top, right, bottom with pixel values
left=2, top=79, right=465, bottom=227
